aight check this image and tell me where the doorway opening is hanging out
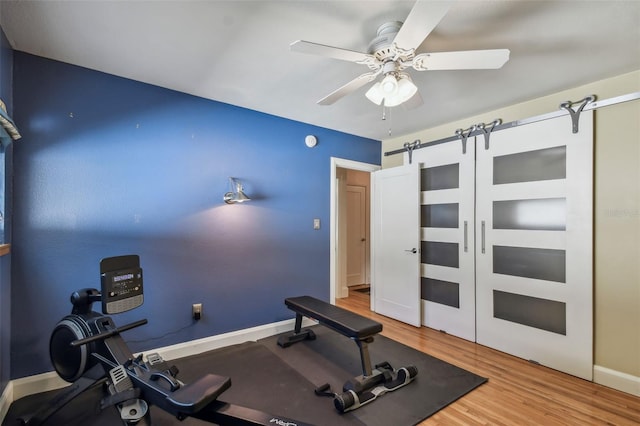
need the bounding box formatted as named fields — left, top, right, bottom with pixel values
left=329, top=158, right=380, bottom=304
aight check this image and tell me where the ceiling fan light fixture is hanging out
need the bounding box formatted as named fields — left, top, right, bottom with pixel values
left=380, top=74, right=398, bottom=94
left=365, top=82, right=385, bottom=105
left=367, top=73, right=417, bottom=107
left=396, top=74, right=418, bottom=98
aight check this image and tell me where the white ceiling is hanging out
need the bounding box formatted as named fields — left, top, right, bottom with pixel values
left=1, top=0, right=639, bottom=141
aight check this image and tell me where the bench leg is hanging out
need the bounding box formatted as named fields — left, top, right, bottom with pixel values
left=277, top=314, right=316, bottom=348
left=293, top=313, right=303, bottom=333
left=354, top=337, right=374, bottom=377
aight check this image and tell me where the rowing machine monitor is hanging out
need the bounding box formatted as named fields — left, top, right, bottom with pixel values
left=100, top=254, right=143, bottom=314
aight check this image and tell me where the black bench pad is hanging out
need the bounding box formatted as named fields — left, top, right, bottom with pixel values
left=284, top=296, right=382, bottom=340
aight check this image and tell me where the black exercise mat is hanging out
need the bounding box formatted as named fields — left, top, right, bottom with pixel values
left=260, top=326, right=488, bottom=426
left=2, top=341, right=358, bottom=426
left=170, top=340, right=358, bottom=426
left=4, top=329, right=486, bottom=426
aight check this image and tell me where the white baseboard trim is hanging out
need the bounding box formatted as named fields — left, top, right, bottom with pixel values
left=152, top=317, right=315, bottom=361
left=0, top=371, right=71, bottom=423
left=9, top=371, right=69, bottom=401
left=0, top=317, right=315, bottom=423
left=593, top=365, right=640, bottom=397
left=0, top=381, right=14, bottom=423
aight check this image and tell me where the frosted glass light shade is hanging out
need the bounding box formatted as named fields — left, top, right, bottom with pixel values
left=365, top=74, right=418, bottom=107
left=380, top=74, right=398, bottom=94
left=384, top=76, right=418, bottom=107
left=365, top=82, right=384, bottom=105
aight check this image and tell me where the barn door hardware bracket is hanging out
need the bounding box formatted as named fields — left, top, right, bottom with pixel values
left=559, top=95, right=596, bottom=134
left=455, top=125, right=476, bottom=154
left=403, top=140, right=421, bottom=164
left=477, top=119, right=502, bottom=150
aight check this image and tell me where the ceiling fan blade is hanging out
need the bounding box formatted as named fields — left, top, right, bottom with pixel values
left=317, top=72, right=379, bottom=105
left=291, top=40, right=372, bottom=63
left=413, top=49, right=510, bottom=71
left=392, top=0, right=452, bottom=50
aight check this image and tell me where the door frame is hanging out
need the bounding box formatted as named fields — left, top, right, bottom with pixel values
left=330, top=157, right=380, bottom=304
left=346, top=184, right=367, bottom=287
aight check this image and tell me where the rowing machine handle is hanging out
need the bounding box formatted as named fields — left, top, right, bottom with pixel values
left=70, top=319, right=148, bottom=347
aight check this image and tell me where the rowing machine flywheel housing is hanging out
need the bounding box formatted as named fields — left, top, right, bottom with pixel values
left=49, top=312, right=107, bottom=382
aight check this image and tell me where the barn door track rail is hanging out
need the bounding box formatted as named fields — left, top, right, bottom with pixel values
left=385, top=91, right=640, bottom=157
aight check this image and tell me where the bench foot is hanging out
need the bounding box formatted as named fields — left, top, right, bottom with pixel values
left=333, top=364, right=418, bottom=413
left=277, top=328, right=316, bottom=348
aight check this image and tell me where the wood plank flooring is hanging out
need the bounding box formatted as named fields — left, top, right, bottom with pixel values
left=336, top=290, right=640, bottom=425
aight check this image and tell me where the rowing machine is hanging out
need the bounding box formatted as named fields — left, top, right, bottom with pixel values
left=21, top=255, right=312, bottom=426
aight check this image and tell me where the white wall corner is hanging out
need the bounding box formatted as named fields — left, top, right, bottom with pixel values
left=593, top=365, right=640, bottom=397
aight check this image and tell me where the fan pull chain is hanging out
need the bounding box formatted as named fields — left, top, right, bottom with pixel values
left=380, top=104, right=394, bottom=136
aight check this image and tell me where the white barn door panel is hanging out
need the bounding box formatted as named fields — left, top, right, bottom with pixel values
left=412, top=140, right=476, bottom=341
left=475, top=112, right=594, bottom=380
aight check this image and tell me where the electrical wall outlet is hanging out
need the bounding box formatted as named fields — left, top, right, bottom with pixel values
left=192, top=303, right=202, bottom=320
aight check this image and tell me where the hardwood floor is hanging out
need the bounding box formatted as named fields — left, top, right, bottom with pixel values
left=336, top=290, right=640, bottom=425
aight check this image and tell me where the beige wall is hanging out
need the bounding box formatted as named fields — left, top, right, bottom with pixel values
left=382, top=70, right=640, bottom=378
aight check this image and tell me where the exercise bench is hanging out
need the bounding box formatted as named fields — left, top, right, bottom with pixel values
left=278, top=296, right=418, bottom=413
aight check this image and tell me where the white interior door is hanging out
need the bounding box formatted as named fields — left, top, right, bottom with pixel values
left=371, top=163, right=421, bottom=327
left=411, top=140, right=476, bottom=341
left=346, top=185, right=366, bottom=286
left=476, top=112, right=593, bottom=380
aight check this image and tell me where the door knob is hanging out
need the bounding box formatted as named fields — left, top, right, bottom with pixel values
left=404, top=248, right=417, bottom=253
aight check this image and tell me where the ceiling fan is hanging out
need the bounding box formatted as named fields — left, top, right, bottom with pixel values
left=291, top=0, right=510, bottom=108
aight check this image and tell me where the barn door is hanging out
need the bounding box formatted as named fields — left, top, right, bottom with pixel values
left=475, top=112, right=594, bottom=380
left=412, top=139, right=476, bottom=341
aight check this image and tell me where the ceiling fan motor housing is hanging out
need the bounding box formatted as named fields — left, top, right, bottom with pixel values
left=367, top=21, right=402, bottom=61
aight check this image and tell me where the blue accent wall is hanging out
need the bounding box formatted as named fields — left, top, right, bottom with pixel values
left=0, top=26, right=13, bottom=393
left=11, top=52, right=380, bottom=378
